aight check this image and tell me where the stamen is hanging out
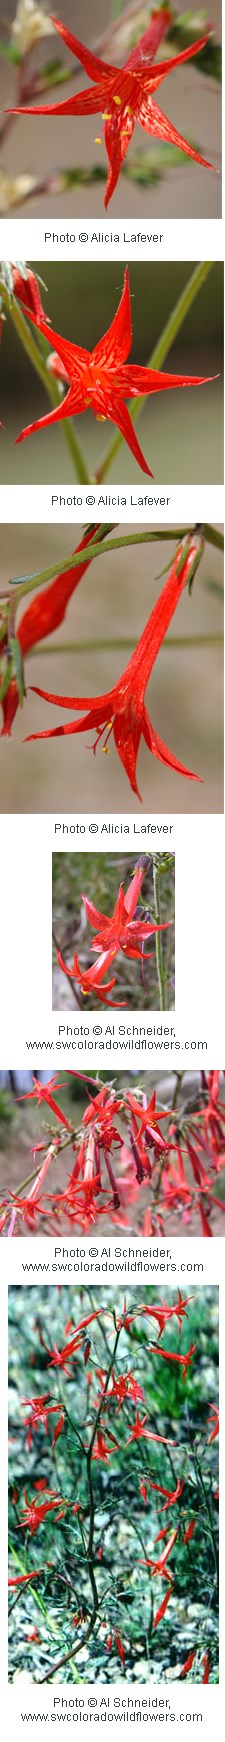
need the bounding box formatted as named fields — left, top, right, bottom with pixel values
left=113, top=95, right=121, bottom=105
left=96, top=414, right=106, bottom=422
left=95, top=137, right=102, bottom=144
left=102, top=112, right=111, bottom=120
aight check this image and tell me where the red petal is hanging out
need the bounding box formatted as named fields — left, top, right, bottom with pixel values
left=139, top=95, right=214, bottom=170
left=7, top=83, right=109, bottom=119
left=107, top=393, right=153, bottom=475
left=118, top=363, right=214, bottom=394
left=125, top=12, right=171, bottom=72
left=14, top=302, right=90, bottom=381
left=50, top=16, right=117, bottom=80
left=143, top=707, right=201, bottom=781
left=146, top=34, right=211, bottom=86
left=15, top=386, right=82, bottom=445
left=92, top=266, right=132, bottom=369
left=104, top=109, right=135, bottom=208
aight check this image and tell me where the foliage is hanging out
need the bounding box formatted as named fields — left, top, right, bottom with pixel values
left=8, top=1285, right=219, bottom=1684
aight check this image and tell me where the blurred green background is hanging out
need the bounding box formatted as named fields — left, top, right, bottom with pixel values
left=0, top=261, right=223, bottom=481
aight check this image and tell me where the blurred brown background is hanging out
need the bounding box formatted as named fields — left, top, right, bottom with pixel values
left=0, top=522, right=223, bottom=813
left=0, top=261, right=223, bottom=482
left=0, top=0, right=221, bottom=217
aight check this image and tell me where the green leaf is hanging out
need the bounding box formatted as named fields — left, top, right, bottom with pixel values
left=0, top=662, right=12, bottom=703
left=11, top=636, right=25, bottom=704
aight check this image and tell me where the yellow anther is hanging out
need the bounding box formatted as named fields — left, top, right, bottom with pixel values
left=96, top=414, right=106, bottom=422
left=101, top=746, right=110, bottom=754
left=113, top=94, right=121, bottom=105
left=102, top=112, right=111, bottom=120
left=127, top=106, right=133, bottom=115
left=95, top=136, right=102, bottom=144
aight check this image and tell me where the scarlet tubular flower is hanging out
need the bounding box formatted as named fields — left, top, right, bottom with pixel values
left=183, top=1518, right=196, bottom=1543
left=56, top=942, right=126, bottom=1007
left=148, top=1340, right=196, bottom=1379
left=14, top=269, right=213, bottom=476
left=82, top=866, right=169, bottom=962
left=139, top=1526, right=178, bottom=1581
left=126, top=1410, right=175, bottom=1446
left=21, top=1393, right=65, bottom=1449
left=181, top=1648, right=196, bottom=1677
left=1, top=525, right=102, bottom=736
left=149, top=1477, right=184, bottom=1510
left=153, top=1587, right=171, bottom=1628
left=201, top=1652, right=210, bottom=1683
left=18, top=1073, right=72, bottom=1131
left=8, top=1567, right=46, bottom=1587
left=12, top=266, right=51, bottom=326
left=27, top=532, right=205, bottom=798
left=8, top=12, right=215, bottom=208
left=18, top=1487, right=63, bottom=1534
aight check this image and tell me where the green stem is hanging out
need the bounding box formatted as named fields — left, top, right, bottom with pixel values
left=6, top=522, right=223, bottom=612
left=4, top=291, right=90, bottom=486
left=152, top=856, right=166, bottom=1013
left=29, top=633, right=223, bottom=657
left=96, top=262, right=214, bottom=480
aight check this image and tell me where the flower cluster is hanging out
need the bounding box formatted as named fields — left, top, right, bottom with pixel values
left=8, top=1288, right=218, bottom=1684
left=1, top=1069, right=225, bottom=1238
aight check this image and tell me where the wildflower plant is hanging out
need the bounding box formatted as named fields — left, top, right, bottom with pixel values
left=8, top=1285, right=219, bottom=1683
left=52, top=853, right=175, bottom=1011
left=0, top=5, right=221, bottom=214
left=1, top=1069, right=225, bottom=1239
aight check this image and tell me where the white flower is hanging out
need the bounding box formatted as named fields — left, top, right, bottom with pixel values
left=0, top=171, right=37, bottom=212
left=11, top=0, right=54, bottom=57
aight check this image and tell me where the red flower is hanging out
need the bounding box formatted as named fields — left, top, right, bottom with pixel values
left=18, top=1073, right=72, bottom=1131
left=126, top=1410, right=175, bottom=1446
left=27, top=532, right=205, bottom=798
left=21, top=1393, right=65, bottom=1449
left=139, top=1526, right=178, bottom=1581
left=148, top=1340, right=196, bottom=1379
left=115, top=1632, right=125, bottom=1666
left=9, top=13, right=214, bottom=207
left=201, top=1652, right=210, bottom=1683
left=82, top=865, right=169, bottom=962
left=181, top=1648, right=196, bottom=1677
left=149, top=1477, right=184, bottom=1511
left=14, top=268, right=212, bottom=476
left=153, top=1587, right=171, bottom=1628
left=207, top=1405, right=219, bottom=1442
left=56, top=942, right=126, bottom=1007
left=8, top=1567, right=46, bottom=1587
left=183, top=1518, right=196, bottom=1543
left=18, top=1488, right=63, bottom=1534
left=12, top=266, right=50, bottom=326
left=1, top=525, right=102, bottom=737
left=139, top=1290, right=194, bottom=1337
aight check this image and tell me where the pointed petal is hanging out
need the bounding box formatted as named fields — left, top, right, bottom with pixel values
left=106, top=393, right=153, bottom=475
left=50, top=16, right=117, bottom=80
left=82, top=894, right=105, bottom=929
left=15, top=386, right=82, bottom=445
left=139, top=95, right=214, bottom=170
left=113, top=709, right=143, bottom=799
left=145, top=33, right=210, bottom=87
left=125, top=11, right=171, bottom=72
left=104, top=110, right=136, bottom=208
left=92, top=266, right=132, bottom=368
left=143, top=705, right=202, bottom=780
left=118, top=362, right=214, bottom=394
left=124, top=866, right=144, bottom=918
left=8, top=83, right=109, bottom=117
left=14, top=302, right=90, bottom=379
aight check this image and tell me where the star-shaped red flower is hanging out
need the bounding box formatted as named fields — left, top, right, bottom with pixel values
left=14, top=267, right=213, bottom=476
left=8, top=10, right=215, bottom=207
left=82, top=864, right=169, bottom=961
